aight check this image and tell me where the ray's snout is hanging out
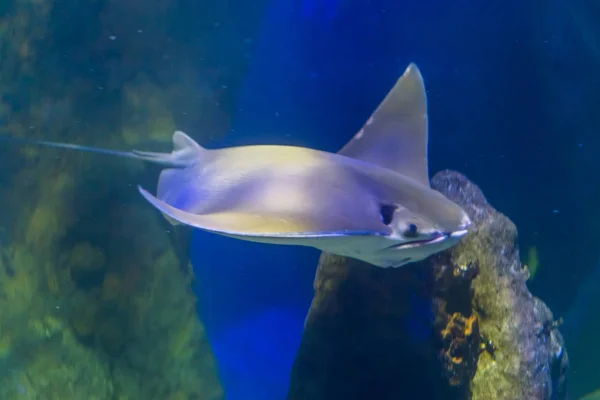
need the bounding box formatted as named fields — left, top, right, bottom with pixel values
left=460, top=212, right=472, bottom=230
left=449, top=212, right=472, bottom=238
left=462, top=212, right=472, bottom=228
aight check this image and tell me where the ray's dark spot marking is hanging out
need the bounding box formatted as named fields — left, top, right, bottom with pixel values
left=379, top=204, right=397, bottom=225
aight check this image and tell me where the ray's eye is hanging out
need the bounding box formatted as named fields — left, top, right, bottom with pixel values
left=379, top=204, right=397, bottom=226
left=403, top=223, right=419, bottom=238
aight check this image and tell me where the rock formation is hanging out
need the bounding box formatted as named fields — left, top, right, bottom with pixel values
left=288, top=171, right=568, bottom=400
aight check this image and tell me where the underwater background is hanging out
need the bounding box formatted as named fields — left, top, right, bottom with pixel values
left=0, top=0, right=598, bottom=399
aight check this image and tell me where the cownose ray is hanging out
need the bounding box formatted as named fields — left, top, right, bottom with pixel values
left=1, top=63, right=471, bottom=268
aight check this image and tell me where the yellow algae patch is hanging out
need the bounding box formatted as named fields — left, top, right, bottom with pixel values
left=524, top=246, right=539, bottom=279
left=581, top=389, right=600, bottom=400
left=48, top=172, right=74, bottom=197
left=121, top=76, right=177, bottom=146
left=168, top=315, right=197, bottom=360
left=70, top=303, right=97, bottom=339
left=26, top=205, right=60, bottom=248
left=28, top=316, right=64, bottom=339
left=102, top=272, right=122, bottom=301
left=68, top=242, right=105, bottom=272
left=46, top=269, right=60, bottom=294
left=167, top=390, right=188, bottom=400
left=0, top=333, right=13, bottom=359
left=3, top=247, right=38, bottom=305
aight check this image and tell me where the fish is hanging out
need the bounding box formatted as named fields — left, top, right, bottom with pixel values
left=1, top=63, right=471, bottom=268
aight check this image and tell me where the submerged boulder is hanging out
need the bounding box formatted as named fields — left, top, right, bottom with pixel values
left=288, top=170, right=568, bottom=400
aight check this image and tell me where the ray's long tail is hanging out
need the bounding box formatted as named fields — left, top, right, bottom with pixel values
left=0, top=134, right=143, bottom=160
left=0, top=130, right=204, bottom=168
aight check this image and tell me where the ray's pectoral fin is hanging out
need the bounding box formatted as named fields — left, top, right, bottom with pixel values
left=139, top=185, right=211, bottom=228
left=337, top=63, right=430, bottom=187
left=135, top=131, right=209, bottom=226
left=132, top=130, right=205, bottom=168
left=138, top=186, right=390, bottom=238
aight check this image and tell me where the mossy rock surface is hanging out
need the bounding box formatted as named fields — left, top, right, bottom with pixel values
left=0, top=0, right=243, bottom=398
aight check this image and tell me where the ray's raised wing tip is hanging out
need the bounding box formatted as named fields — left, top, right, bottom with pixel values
left=403, top=62, right=423, bottom=79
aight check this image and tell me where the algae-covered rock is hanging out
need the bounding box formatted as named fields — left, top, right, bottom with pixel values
left=2, top=319, right=114, bottom=400
left=288, top=170, right=567, bottom=400
left=434, top=171, right=568, bottom=400
left=0, top=0, right=228, bottom=398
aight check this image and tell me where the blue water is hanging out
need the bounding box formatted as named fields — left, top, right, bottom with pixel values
left=188, top=0, right=600, bottom=398
left=191, top=232, right=317, bottom=399
left=189, top=0, right=511, bottom=398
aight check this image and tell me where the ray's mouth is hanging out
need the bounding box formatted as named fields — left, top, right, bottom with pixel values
left=386, top=228, right=469, bottom=250
left=450, top=229, right=469, bottom=238
left=394, top=234, right=448, bottom=249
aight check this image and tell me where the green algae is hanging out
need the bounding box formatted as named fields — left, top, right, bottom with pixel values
left=0, top=1, right=226, bottom=398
